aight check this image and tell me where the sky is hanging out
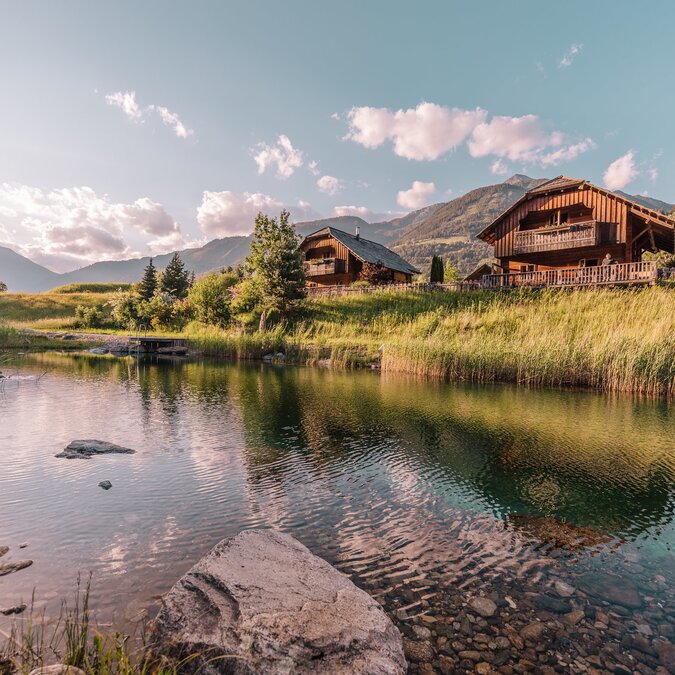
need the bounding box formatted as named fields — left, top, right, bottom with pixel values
left=1, top=0, right=674, bottom=272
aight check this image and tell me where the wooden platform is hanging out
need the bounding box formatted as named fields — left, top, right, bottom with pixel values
left=128, top=337, right=189, bottom=355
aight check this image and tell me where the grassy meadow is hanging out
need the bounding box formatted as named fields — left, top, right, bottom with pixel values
left=2, top=285, right=674, bottom=396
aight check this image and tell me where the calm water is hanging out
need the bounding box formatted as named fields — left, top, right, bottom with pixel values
left=1, top=353, right=674, bottom=633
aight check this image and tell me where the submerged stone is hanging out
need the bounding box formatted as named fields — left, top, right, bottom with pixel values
left=55, top=440, right=136, bottom=460
left=577, top=571, right=642, bottom=609
left=0, top=560, right=33, bottom=577
left=468, top=596, right=498, bottom=618
left=98, top=480, right=113, bottom=490
left=151, top=529, right=406, bottom=674
left=0, top=546, right=8, bottom=558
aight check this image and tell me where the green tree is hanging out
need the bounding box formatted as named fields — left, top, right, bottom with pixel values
left=139, top=258, right=158, bottom=301
left=188, top=272, right=239, bottom=327
left=359, top=261, right=391, bottom=285
left=245, top=210, right=306, bottom=319
left=0, top=281, right=7, bottom=293
left=430, top=255, right=444, bottom=283
left=160, top=253, right=191, bottom=299
left=444, top=258, right=461, bottom=281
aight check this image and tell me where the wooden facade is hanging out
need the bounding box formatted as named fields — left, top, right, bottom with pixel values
left=477, top=177, right=675, bottom=274
left=300, top=227, right=420, bottom=287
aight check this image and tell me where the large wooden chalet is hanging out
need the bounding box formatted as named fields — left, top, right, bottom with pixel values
left=477, top=177, right=675, bottom=286
left=300, top=226, right=420, bottom=287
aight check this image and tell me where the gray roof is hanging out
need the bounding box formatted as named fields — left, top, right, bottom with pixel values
left=527, top=176, right=585, bottom=195
left=302, top=227, right=421, bottom=275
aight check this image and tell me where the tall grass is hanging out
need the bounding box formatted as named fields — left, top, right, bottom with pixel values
left=0, top=292, right=115, bottom=327
left=0, top=577, right=195, bottom=674
left=49, top=283, right=133, bottom=294
left=187, top=286, right=675, bottom=396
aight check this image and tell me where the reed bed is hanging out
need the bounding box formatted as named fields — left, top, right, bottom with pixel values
left=187, top=286, right=675, bottom=396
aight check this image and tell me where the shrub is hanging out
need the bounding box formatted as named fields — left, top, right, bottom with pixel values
left=188, top=272, right=238, bottom=327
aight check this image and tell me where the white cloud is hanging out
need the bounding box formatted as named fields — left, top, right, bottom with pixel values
left=150, top=105, right=194, bottom=139
left=0, top=182, right=187, bottom=270
left=396, top=181, right=436, bottom=209
left=332, top=205, right=373, bottom=219
left=317, top=175, right=343, bottom=195
left=308, top=160, right=321, bottom=176
left=490, top=159, right=510, bottom=175
left=603, top=151, right=639, bottom=190
left=649, top=167, right=659, bottom=182
left=468, top=115, right=595, bottom=167
left=252, top=135, right=304, bottom=179
left=346, top=102, right=487, bottom=160
left=105, top=91, right=193, bottom=138
left=559, top=43, right=583, bottom=68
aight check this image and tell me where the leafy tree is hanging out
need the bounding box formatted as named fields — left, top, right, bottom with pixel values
left=359, top=261, right=391, bottom=285
left=444, top=258, right=461, bottom=281
left=245, top=210, right=306, bottom=319
left=0, top=281, right=7, bottom=293
left=160, top=253, right=192, bottom=299
left=430, top=255, right=444, bottom=283
left=139, top=258, right=158, bottom=301
left=188, top=272, right=238, bottom=327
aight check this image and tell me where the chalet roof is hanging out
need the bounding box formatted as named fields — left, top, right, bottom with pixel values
left=477, top=176, right=675, bottom=244
left=301, top=227, right=421, bottom=275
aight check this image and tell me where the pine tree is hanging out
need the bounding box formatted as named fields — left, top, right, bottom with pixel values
left=160, top=253, right=191, bottom=299
left=245, top=209, right=305, bottom=318
left=139, top=258, right=158, bottom=301
left=430, top=255, right=444, bottom=283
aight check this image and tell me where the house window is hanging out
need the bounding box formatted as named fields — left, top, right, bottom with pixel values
left=520, top=264, right=536, bottom=273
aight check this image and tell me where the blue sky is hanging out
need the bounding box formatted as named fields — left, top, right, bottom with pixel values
left=1, top=0, right=673, bottom=271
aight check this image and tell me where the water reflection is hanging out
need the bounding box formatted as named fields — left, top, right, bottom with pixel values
left=0, top=353, right=673, bottom=632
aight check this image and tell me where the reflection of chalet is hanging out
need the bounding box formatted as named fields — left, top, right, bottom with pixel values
left=300, top=227, right=420, bottom=287
left=478, top=176, right=675, bottom=274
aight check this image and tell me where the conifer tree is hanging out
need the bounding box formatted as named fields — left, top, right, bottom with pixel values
left=139, top=258, right=158, bottom=300
left=245, top=209, right=305, bottom=318
left=160, top=253, right=191, bottom=299
left=430, top=255, right=444, bottom=283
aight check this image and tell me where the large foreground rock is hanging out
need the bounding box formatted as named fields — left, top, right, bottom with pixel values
left=151, top=529, right=406, bottom=674
left=55, top=440, right=136, bottom=459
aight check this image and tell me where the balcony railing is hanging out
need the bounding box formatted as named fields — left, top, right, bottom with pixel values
left=513, top=221, right=599, bottom=255
left=481, top=261, right=658, bottom=289
left=304, top=257, right=346, bottom=277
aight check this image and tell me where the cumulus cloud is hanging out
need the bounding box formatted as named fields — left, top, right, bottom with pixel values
left=345, top=103, right=594, bottom=168
left=346, top=102, right=487, bottom=160
left=490, top=159, right=510, bottom=175
left=396, top=181, right=436, bottom=209
left=252, top=135, right=304, bottom=179
left=197, top=191, right=283, bottom=237
left=332, top=205, right=373, bottom=219
left=308, top=160, right=321, bottom=176
left=317, top=175, right=343, bottom=195
left=468, top=114, right=595, bottom=167
left=0, top=182, right=185, bottom=270
left=603, top=151, right=639, bottom=190
left=559, top=43, right=583, bottom=68
left=105, top=90, right=193, bottom=138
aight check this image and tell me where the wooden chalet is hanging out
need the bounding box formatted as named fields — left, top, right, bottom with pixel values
left=477, top=177, right=675, bottom=287
left=300, top=226, right=420, bottom=287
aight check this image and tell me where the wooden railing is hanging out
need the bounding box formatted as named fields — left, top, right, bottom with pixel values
left=513, top=221, right=598, bottom=254
left=481, top=261, right=658, bottom=289
left=304, top=258, right=346, bottom=277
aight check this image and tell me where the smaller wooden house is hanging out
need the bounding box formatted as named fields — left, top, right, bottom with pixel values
left=300, top=226, right=420, bottom=287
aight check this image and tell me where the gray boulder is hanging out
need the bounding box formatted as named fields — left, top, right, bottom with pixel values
left=151, top=529, right=406, bottom=674
left=55, top=440, right=136, bottom=460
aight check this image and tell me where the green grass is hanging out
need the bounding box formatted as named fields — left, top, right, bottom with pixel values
left=49, top=283, right=134, bottom=294
left=187, top=286, right=675, bottom=396
left=0, top=292, right=116, bottom=328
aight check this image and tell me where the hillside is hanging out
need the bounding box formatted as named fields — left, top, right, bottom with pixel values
left=390, top=175, right=547, bottom=274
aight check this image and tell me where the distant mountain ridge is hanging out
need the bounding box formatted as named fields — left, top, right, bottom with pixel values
left=1, top=177, right=672, bottom=292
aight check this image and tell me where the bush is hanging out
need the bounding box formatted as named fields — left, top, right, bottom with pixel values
left=75, top=304, right=110, bottom=329
left=188, top=272, right=238, bottom=327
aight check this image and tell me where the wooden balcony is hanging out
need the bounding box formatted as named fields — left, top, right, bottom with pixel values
left=304, top=257, right=346, bottom=277
left=514, top=221, right=599, bottom=255
left=481, top=261, right=658, bottom=289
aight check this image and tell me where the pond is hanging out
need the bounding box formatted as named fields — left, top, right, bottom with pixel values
left=1, top=353, right=674, bottom=672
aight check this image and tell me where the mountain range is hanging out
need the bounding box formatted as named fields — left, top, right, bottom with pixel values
left=2, top=175, right=673, bottom=292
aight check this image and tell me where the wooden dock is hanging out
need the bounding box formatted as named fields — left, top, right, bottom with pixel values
left=128, top=337, right=189, bottom=355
